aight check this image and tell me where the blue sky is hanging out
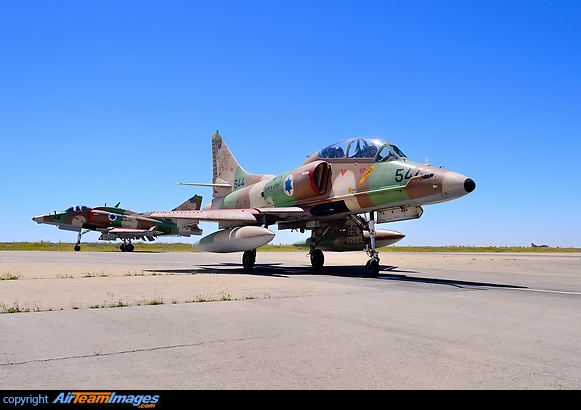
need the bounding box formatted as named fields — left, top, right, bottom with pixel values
left=1, top=1, right=580, bottom=247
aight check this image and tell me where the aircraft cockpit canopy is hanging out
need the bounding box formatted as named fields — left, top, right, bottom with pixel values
left=318, top=137, right=407, bottom=162
left=66, top=206, right=88, bottom=212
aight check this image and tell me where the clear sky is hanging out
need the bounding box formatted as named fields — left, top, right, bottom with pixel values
left=1, top=1, right=580, bottom=247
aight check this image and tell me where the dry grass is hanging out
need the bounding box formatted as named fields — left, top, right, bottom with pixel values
left=0, top=242, right=578, bottom=253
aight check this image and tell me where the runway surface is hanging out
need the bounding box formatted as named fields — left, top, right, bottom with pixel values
left=1, top=250, right=580, bottom=389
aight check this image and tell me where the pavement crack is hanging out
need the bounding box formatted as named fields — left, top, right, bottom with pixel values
left=1, top=336, right=269, bottom=366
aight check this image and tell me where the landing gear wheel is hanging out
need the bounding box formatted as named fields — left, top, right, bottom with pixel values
left=310, top=249, right=325, bottom=269
left=126, top=244, right=134, bottom=252
left=365, top=259, right=380, bottom=278
left=120, top=244, right=126, bottom=252
left=242, top=250, right=256, bottom=270
left=74, top=229, right=88, bottom=252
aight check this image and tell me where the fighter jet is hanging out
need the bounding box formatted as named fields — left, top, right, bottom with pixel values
left=151, top=132, right=475, bottom=276
left=33, top=196, right=203, bottom=251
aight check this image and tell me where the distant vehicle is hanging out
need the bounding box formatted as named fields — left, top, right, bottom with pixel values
left=151, top=131, right=475, bottom=276
left=33, top=196, right=203, bottom=251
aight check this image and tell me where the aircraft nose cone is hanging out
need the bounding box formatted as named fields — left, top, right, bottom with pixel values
left=464, top=178, right=476, bottom=193
left=32, top=215, right=45, bottom=223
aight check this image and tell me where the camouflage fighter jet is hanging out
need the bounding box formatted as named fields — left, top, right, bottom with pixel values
left=151, top=132, right=475, bottom=276
left=33, top=196, right=203, bottom=251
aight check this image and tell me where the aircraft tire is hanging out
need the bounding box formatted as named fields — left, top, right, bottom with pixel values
left=365, top=259, right=379, bottom=278
left=242, top=250, right=255, bottom=270
left=310, top=249, right=324, bottom=269
left=127, top=244, right=134, bottom=252
left=120, top=244, right=126, bottom=252
left=74, top=245, right=81, bottom=252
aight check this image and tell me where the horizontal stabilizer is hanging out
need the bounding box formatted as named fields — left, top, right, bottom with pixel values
left=173, top=181, right=232, bottom=197
left=172, top=182, right=231, bottom=188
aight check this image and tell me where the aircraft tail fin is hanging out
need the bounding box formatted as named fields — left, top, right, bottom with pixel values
left=212, top=131, right=247, bottom=192
left=173, top=195, right=203, bottom=211
left=211, top=131, right=273, bottom=199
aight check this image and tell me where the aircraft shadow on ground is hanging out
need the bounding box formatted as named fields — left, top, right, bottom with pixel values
left=144, top=263, right=526, bottom=290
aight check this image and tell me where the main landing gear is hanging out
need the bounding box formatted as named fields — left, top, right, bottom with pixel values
left=119, top=239, right=134, bottom=252
left=242, top=249, right=256, bottom=270
left=308, top=224, right=331, bottom=270
left=310, top=249, right=324, bottom=269
left=308, top=212, right=382, bottom=278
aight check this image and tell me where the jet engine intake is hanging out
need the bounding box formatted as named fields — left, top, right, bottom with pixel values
left=262, top=160, right=330, bottom=202
left=292, top=160, right=330, bottom=199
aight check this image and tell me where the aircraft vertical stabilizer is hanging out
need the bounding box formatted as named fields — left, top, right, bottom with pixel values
left=211, top=131, right=273, bottom=199
left=172, top=195, right=203, bottom=211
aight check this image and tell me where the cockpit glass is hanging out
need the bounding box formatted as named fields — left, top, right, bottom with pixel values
left=390, top=145, right=407, bottom=158
left=375, top=146, right=397, bottom=162
left=319, top=138, right=389, bottom=159
left=318, top=139, right=350, bottom=159
left=66, top=206, right=87, bottom=212
left=375, top=144, right=407, bottom=163
left=347, top=138, right=386, bottom=159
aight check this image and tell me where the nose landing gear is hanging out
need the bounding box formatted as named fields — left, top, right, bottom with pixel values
left=364, top=211, right=380, bottom=278
left=306, top=212, right=382, bottom=277
left=74, top=229, right=91, bottom=251
left=365, top=257, right=380, bottom=277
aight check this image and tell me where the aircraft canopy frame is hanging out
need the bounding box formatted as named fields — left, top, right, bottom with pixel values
left=317, top=137, right=407, bottom=162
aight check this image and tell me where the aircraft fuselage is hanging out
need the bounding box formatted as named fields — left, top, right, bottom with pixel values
left=212, top=156, right=474, bottom=221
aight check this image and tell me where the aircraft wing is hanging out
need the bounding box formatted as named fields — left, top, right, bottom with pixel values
left=98, top=227, right=164, bottom=241
left=149, top=207, right=309, bottom=223
left=98, top=227, right=200, bottom=241
left=108, top=228, right=164, bottom=235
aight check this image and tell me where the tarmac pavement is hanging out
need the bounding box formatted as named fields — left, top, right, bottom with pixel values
left=1, top=250, right=580, bottom=389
